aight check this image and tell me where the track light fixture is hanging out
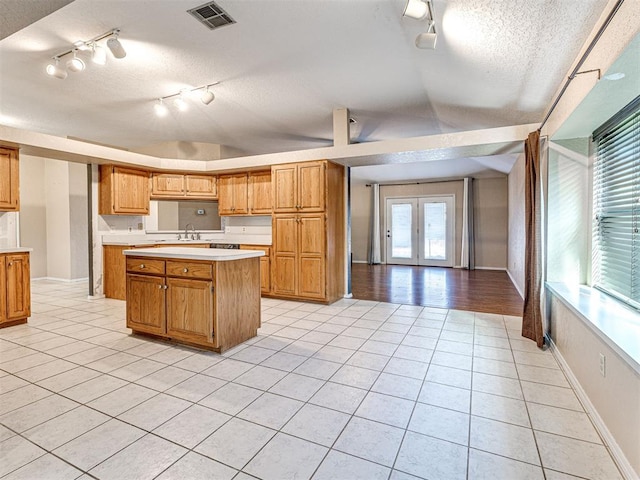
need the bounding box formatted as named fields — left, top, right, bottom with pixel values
left=200, top=86, right=215, bottom=105
left=106, top=32, right=126, bottom=59
left=154, top=99, right=169, bottom=117
left=153, top=83, right=219, bottom=117
left=67, top=50, right=85, bottom=72
left=46, top=58, right=68, bottom=79
left=45, top=28, right=126, bottom=80
left=402, top=0, right=438, bottom=50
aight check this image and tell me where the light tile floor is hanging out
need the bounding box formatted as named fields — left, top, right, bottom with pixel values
left=0, top=280, right=624, bottom=480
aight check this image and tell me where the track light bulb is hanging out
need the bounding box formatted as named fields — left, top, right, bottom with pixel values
left=154, top=99, right=169, bottom=117
left=201, top=87, right=215, bottom=105
left=107, top=35, right=126, bottom=59
left=174, top=93, right=188, bottom=112
left=403, top=0, right=429, bottom=20
left=46, top=59, right=67, bottom=79
left=67, top=51, right=85, bottom=72
left=92, top=44, right=107, bottom=65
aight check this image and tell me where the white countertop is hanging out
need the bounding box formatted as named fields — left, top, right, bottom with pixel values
left=123, top=247, right=265, bottom=261
left=0, top=248, right=33, bottom=254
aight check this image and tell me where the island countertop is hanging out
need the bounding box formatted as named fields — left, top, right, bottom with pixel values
left=0, top=248, right=33, bottom=254
left=123, top=246, right=265, bottom=261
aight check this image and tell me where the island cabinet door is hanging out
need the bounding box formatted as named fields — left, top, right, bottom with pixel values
left=166, top=278, right=215, bottom=346
left=5, top=253, right=30, bottom=320
left=126, top=274, right=166, bottom=335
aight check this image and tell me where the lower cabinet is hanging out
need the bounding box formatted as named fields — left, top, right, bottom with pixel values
left=0, top=252, right=31, bottom=327
left=126, top=273, right=166, bottom=335
left=125, top=255, right=260, bottom=352
left=272, top=214, right=326, bottom=300
left=240, top=245, right=271, bottom=294
left=166, top=277, right=213, bottom=344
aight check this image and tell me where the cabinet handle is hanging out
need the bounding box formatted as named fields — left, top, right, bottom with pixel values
left=183, top=268, right=188, bottom=273
left=140, top=264, right=145, bottom=269
left=158, top=284, right=162, bottom=289
left=7, top=262, right=12, bottom=266
left=163, top=285, right=168, bottom=290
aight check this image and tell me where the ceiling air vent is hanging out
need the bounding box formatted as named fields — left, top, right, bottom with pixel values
left=188, top=1, right=236, bottom=30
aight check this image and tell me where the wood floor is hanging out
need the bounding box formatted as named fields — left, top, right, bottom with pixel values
left=350, top=263, right=523, bottom=316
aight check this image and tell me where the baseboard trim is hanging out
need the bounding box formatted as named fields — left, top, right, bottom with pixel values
left=351, top=260, right=368, bottom=264
left=507, top=269, right=525, bottom=299
left=548, top=337, right=638, bottom=480
left=32, top=277, right=89, bottom=284
left=474, top=266, right=507, bottom=271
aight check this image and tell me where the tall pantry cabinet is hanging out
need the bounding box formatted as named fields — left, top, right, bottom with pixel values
left=271, top=160, right=344, bottom=303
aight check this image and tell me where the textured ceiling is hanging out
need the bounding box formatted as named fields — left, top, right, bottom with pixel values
left=0, top=0, right=608, bottom=180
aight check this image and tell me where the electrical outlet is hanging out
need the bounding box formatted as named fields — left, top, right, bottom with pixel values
left=242, top=227, right=246, bottom=233
left=599, top=353, right=606, bottom=377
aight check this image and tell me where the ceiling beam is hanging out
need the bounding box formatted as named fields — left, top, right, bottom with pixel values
left=0, top=122, right=537, bottom=173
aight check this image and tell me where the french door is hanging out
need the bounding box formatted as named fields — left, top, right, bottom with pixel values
left=385, top=196, right=454, bottom=267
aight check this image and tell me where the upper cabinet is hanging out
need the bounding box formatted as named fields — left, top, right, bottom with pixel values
left=272, top=160, right=325, bottom=213
left=219, top=170, right=271, bottom=216
left=99, top=165, right=150, bottom=215
left=218, top=173, right=249, bottom=215
left=151, top=173, right=217, bottom=200
left=0, top=147, right=19, bottom=212
left=248, top=171, right=272, bottom=214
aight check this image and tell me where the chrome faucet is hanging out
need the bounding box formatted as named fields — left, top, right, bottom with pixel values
left=184, top=223, right=197, bottom=240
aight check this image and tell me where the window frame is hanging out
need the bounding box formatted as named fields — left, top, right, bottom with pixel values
left=591, top=95, right=640, bottom=310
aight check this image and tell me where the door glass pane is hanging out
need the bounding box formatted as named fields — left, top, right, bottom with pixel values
left=392, top=204, right=413, bottom=258
left=424, top=202, right=446, bottom=260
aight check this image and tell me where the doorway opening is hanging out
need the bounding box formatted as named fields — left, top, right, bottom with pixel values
left=385, top=195, right=454, bottom=267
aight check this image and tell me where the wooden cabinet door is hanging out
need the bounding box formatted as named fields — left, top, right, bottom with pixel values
left=273, top=255, right=296, bottom=295
left=249, top=171, right=272, bottom=214
left=218, top=174, right=248, bottom=215
left=151, top=173, right=184, bottom=197
left=274, top=216, right=297, bottom=255
left=113, top=167, right=150, bottom=214
left=126, top=274, right=165, bottom=335
left=0, top=147, right=19, bottom=211
left=166, top=277, right=214, bottom=345
left=273, top=215, right=297, bottom=295
left=103, top=245, right=127, bottom=300
left=186, top=175, right=217, bottom=198
left=5, top=254, right=30, bottom=320
left=217, top=175, right=234, bottom=215
left=0, top=257, right=5, bottom=323
left=298, top=161, right=325, bottom=212
left=233, top=174, right=249, bottom=214
left=260, top=257, right=270, bottom=293
left=272, top=164, right=297, bottom=212
left=298, top=215, right=325, bottom=256
left=298, top=256, right=325, bottom=298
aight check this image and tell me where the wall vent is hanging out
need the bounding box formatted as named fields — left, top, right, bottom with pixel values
left=187, top=1, right=235, bottom=30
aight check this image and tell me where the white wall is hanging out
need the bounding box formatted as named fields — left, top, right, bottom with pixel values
left=18, top=156, right=88, bottom=281
left=18, top=156, right=47, bottom=278
left=507, top=152, right=525, bottom=296
left=549, top=294, right=640, bottom=477
left=45, top=159, right=72, bottom=280
left=350, top=177, right=508, bottom=269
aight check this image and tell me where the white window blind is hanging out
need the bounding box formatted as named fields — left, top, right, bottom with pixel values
left=592, top=95, right=640, bottom=309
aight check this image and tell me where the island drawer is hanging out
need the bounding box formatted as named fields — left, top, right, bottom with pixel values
left=166, top=260, right=213, bottom=279
left=126, top=258, right=165, bottom=275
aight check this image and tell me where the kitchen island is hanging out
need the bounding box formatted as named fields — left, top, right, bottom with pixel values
left=123, top=247, right=264, bottom=352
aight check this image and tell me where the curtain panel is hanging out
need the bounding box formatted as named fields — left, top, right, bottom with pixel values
left=461, top=177, right=475, bottom=270
left=522, top=130, right=544, bottom=347
left=368, top=183, right=382, bottom=264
